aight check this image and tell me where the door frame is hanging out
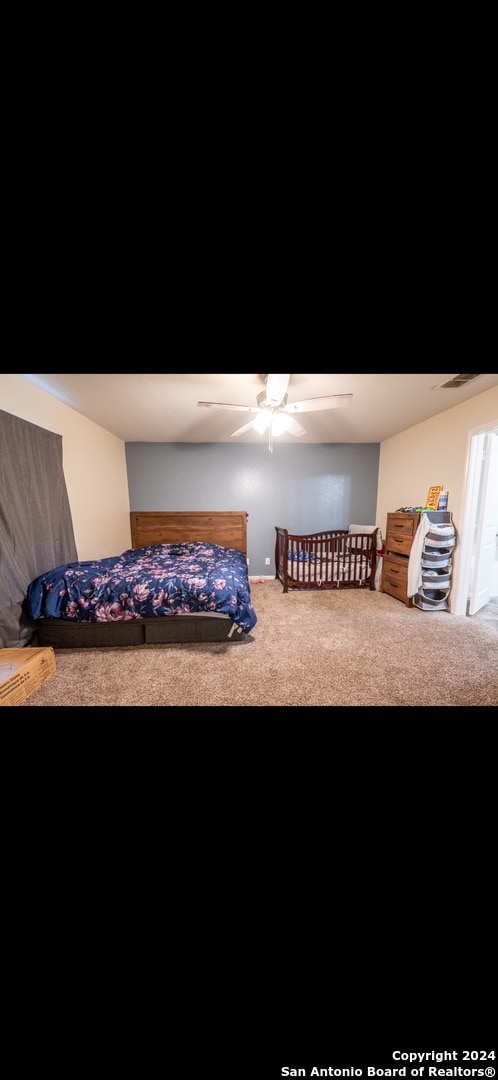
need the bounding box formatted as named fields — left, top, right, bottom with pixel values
left=453, top=417, right=498, bottom=616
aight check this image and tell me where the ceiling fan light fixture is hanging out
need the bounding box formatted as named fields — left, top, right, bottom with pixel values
left=271, top=412, right=291, bottom=436
left=253, top=411, right=271, bottom=434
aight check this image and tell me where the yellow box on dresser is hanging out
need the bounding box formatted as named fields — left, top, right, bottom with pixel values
left=0, top=648, right=56, bottom=707
left=382, top=512, right=420, bottom=607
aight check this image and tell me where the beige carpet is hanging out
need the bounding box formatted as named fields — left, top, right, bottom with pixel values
left=19, top=579, right=498, bottom=707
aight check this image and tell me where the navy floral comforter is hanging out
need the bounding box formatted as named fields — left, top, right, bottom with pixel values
left=25, top=541, right=257, bottom=633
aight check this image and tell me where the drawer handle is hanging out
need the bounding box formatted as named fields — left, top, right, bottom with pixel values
left=393, top=537, right=404, bottom=544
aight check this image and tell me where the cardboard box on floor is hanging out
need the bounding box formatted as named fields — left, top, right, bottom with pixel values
left=0, top=648, right=56, bottom=707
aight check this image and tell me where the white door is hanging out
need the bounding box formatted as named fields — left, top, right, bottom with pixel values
left=468, top=430, right=498, bottom=614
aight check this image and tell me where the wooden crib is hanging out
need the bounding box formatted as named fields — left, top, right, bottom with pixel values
left=275, top=525, right=381, bottom=593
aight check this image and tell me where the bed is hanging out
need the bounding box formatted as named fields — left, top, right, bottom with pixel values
left=275, top=524, right=383, bottom=593
left=24, top=511, right=256, bottom=648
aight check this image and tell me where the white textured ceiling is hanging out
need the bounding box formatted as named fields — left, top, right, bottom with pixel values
left=18, top=373, right=498, bottom=444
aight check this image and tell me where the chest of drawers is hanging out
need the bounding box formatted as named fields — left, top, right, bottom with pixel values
left=381, top=512, right=420, bottom=606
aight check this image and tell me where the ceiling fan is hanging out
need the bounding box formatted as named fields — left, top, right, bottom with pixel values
left=197, top=374, right=352, bottom=451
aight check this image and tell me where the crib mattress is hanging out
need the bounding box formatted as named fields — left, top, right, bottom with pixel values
left=287, top=556, right=369, bottom=584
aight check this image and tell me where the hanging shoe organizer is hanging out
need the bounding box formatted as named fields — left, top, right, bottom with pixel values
left=413, top=511, right=455, bottom=611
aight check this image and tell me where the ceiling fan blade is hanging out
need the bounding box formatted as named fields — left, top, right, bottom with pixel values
left=285, top=416, right=307, bottom=436
left=230, top=418, right=261, bottom=437
left=197, top=401, right=259, bottom=413
left=284, top=394, right=353, bottom=414
left=265, top=373, right=291, bottom=406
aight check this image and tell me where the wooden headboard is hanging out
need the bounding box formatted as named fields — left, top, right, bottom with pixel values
left=130, top=511, right=248, bottom=556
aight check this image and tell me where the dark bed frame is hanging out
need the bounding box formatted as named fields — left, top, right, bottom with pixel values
left=35, top=511, right=252, bottom=648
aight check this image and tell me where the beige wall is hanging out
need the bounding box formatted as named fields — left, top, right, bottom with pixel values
left=376, top=386, right=498, bottom=613
left=1, top=373, right=131, bottom=559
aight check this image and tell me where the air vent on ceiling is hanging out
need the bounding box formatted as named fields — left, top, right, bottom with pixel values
left=434, top=374, right=483, bottom=389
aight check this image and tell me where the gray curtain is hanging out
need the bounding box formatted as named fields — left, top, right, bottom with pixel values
left=0, top=409, right=77, bottom=647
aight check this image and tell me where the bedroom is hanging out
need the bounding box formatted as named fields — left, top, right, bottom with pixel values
left=1, top=374, right=498, bottom=662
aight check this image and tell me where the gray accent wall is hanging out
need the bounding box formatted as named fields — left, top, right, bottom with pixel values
left=125, top=442, right=380, bottom=576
